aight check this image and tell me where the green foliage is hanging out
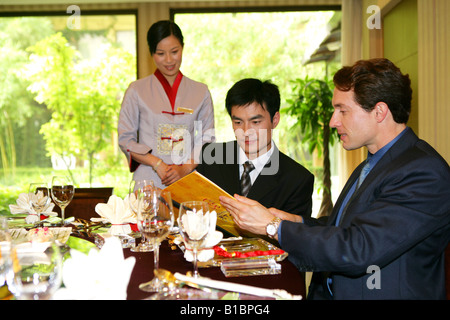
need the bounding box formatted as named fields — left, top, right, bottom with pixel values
left=0, top=185, right=21, bottom=215
left=22, top=33, right=136, bottom=185
left=284, top=77, right=338, bottom=156
left=24, top=33, right=79, bottom=167
left=0, top=18, right=55, bottom=179
left=284, top=77, right=338, bottom=216
left=176, top=11, right=336, bottom=145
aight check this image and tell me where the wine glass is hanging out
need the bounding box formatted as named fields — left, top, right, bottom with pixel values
left=6, top=240, right=63, bottom=300
left=28, top=182, right=51, bottom=224
left=137, top=188, right=174, bottom=292
left=129, top=179, right=155, bottom=253
left=177, top=201, right=210, bottom=278
left=50, top=176, right=74, bottom=226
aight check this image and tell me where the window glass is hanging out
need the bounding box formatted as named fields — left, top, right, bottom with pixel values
left=0, top=13, right=136, bottom=205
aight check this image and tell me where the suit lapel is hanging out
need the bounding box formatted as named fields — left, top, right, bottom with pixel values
left=246, top=147, right=281, bottom=201
left=247, top=171, right=279, bottom=201
left=348, top=128, right=418, bottom=201
left=327, top=163, right=364, bottom=226
left=329, top=127, right=419, bottom=225
left=218, top=141, right=240, bottom=195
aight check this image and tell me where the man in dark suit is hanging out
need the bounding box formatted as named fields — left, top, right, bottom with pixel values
left=220, top=59, right=450, bottom=299
left=197, top=78, right=314, bottom=229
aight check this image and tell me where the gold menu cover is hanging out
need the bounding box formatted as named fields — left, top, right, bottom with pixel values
left=164, top=171, right=240, bottom=236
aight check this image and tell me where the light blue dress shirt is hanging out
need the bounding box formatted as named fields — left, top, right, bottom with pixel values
left=278, top=128, right=407, bottom=243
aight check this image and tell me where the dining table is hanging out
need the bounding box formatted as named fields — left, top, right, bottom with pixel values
left=5, top=216, right=306, bottom=301
left=122, top=237, right=306, bottom=300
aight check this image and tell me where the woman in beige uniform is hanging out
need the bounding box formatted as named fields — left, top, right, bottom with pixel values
left=118, top=20, right=215, bottom=189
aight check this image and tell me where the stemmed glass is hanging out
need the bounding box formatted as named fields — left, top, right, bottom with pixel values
left=129, top=179, right=155, bottom=253
left=50, top=176, right=74, bottom=226
left=136, top=188, right=174, bottom=292
left=177, top=201, right=210, bottom=278
left=28, top=182, right=51, bottom=224
left=6, top=240, right=63, bottom=300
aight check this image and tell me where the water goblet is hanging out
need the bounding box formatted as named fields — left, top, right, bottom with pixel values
left=6, top=240, right=63, bottom=300
left=50, top=176, right=74, bottom=226
left=28, top=182, right=51, bottom=224
left=137, top=188, right=174, bottom=292
left=129, top=179, right=155, bottom=252
left=177, top=201, right=210, bottom=278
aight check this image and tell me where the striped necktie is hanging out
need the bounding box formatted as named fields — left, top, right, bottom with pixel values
left=240, top=161, right=255, bottom=197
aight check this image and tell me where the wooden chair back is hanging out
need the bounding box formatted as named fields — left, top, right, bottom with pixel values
left=53, top=187, right=113, bottom=221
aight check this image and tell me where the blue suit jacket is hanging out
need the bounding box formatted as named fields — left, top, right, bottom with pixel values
left=281, top=128, right=450, bottom=299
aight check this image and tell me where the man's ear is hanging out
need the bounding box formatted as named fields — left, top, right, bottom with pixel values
left=374, top=102, right=389, bottom=123
left=272, top=111, right=280, bottom=128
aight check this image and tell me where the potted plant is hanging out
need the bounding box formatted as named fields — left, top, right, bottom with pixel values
left=284, top=77, right=338, bottom=217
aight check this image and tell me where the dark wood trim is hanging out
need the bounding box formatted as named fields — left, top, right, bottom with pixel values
left=170, top=5, right=341, bottom=20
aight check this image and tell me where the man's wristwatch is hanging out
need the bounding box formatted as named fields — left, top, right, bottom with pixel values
left=266, top=217, right=282, bottom=239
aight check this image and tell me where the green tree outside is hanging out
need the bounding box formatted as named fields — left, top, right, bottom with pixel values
left=1, top=11, right=339, bottom=216
left=24, top=32, right=135, bottom=185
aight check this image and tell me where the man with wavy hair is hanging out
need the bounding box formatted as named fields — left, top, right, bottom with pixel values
left=221, top=59, right=450, bottom=299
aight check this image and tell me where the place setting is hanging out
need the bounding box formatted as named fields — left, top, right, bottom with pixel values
left=1, top=177, right=301, bottom=301
left=8, top=176, right=75, bottom=228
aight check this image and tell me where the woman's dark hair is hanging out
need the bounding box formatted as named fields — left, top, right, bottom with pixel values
left=147, top=20, right=184, bottom=55
left=225, top=78, right=280, bottom=121
left=333, top=58, right=412, bottom=124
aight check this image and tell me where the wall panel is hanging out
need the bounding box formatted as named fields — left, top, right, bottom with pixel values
left=418, top=0, right=450, bottom=162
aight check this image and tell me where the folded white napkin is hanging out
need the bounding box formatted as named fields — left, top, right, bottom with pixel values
left=180, top=210, right=223, bottom=262
left=180, top=208, right=210, bottom=240
left=53, top=236, right=136, bottom=300
left=91, top=195, right=136, bottom=235
left=9, top=192, right=57, bottom=224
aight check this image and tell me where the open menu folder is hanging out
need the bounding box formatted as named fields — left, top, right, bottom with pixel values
left=164, top=171, right=241, bottom=237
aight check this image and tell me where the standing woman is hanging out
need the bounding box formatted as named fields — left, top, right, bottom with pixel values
left=119, top=20, right=215, bottom=189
